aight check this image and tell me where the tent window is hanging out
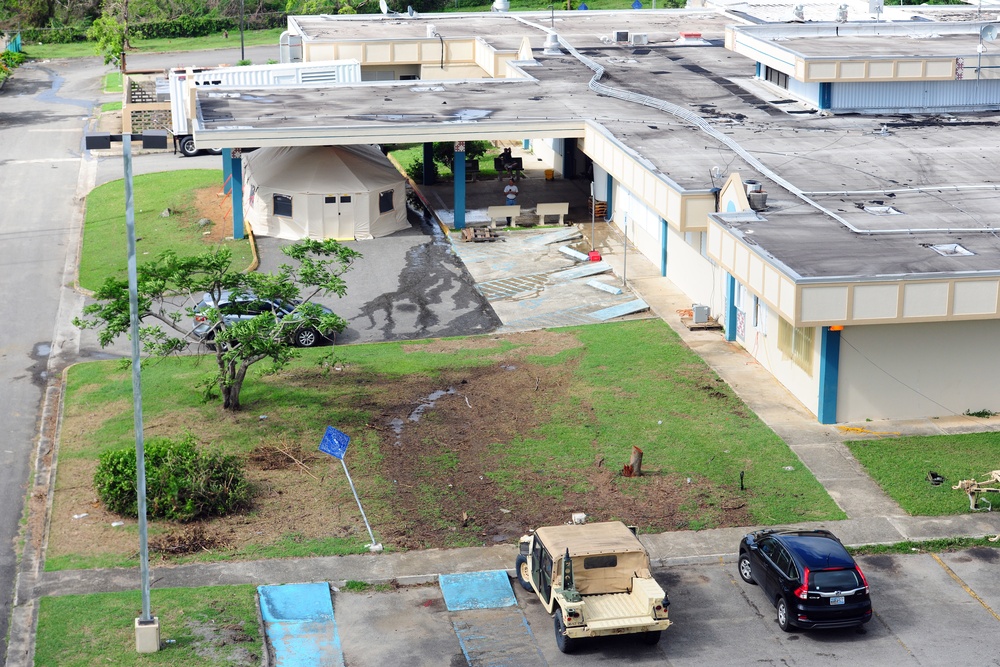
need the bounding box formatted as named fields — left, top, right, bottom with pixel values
left=273, top=194, right=293, bottom=217
left=324, top=196, right=336, bottom=204
left=379, top=190, right=394, bottom=214
left=341, top=195, right=352, bottom=203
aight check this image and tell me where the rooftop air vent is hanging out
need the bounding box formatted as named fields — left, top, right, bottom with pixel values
left=629, top=33, right=649, bottom=46
left=929, top=243, right=974, bottom=257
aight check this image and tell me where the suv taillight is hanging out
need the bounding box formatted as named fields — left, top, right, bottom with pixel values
left=794, top=567, right=810, bottom=599
left=195, top=314, right=207, bottom=323
left=856, top=566, right=869, bottom=593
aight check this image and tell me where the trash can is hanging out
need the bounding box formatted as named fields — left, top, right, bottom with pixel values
left=544, top=169, right=554, bottom=181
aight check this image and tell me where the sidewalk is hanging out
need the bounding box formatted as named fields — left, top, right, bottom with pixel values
left=8, top=153, right=1000, bottom=667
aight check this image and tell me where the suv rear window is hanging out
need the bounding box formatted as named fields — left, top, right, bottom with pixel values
left=810, top=569, right=862, bottom=592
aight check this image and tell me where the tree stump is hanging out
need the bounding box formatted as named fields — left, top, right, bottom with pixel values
left=621, top=446, right=643, bottom=477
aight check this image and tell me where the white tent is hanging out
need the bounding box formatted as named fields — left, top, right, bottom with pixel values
left=242, top=145, right=410, bottom=241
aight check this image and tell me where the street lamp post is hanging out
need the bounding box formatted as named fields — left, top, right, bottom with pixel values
left=240, top=0, right=246, bottom=62
left=84, top=130, right=168, bottom=654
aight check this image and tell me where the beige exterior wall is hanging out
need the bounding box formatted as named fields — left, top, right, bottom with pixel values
left=301, top=36, right=518, bottom=80
left=838, top=320, right=1000, bottom=421
left=666, top=229, right=722, bottom=317
left=799, top=57, right=956, bottom=83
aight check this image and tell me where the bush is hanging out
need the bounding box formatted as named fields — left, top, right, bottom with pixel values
left=94, top=435, right=252, bottom=522
left=405, top=157, right=437, bottom=183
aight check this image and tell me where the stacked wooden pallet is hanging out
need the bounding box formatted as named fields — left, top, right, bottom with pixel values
left=589, top=197, right=608, bottom=218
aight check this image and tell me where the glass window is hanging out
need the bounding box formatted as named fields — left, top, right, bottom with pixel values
left=759, top=538, right=776, bottom=559
left=774, top=548, right=796, bottom=579
left=583, top=555, right=617, bottom=569
left=778, top=318, right=814, bottom=374
left=811, top=569, right=863, bottom=592
left=341, top=195, right=352, bottom=203
left=379, top=190, right=394, bottom=214
left=273, top=194, right=292, bottom=217
left=324, top=196, right=336, bottom=204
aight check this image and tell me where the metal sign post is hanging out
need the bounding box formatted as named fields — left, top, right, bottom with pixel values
left=319, top=427, right=383, bottom=553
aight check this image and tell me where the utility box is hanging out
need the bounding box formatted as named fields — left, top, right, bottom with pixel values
left=692, top=304, right=710, bottom=324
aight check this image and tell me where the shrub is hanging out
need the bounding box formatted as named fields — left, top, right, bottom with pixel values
left=94, top=435, right=252, bottom=522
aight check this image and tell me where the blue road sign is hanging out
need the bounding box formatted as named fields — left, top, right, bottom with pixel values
left=319, top=426, right=351, bottom=460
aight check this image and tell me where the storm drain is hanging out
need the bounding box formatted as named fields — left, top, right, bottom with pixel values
left=476, top=273, right=551, bottom=300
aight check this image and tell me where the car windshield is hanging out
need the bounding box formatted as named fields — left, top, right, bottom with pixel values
left=810, top=568, right=862, bottom=592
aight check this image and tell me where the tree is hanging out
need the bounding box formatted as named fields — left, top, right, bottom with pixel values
left=432, top=140, right=492, bottom=170
left=75, top=239, right=361, bottom=411
left=87, top=0, right=129, bottom=71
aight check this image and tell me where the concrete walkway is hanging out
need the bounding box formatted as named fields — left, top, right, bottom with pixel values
left=9, top=152, right=1000, bottom=667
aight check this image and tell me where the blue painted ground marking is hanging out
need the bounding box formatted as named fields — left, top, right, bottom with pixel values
left=259, top=583, right=344, bottom=667
left=589, top=299, right=649, bottom=321
left=439, top=570, right=517, bottom=611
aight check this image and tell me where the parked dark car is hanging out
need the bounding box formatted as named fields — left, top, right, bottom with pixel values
left=192, top=291, right=335, bottom=348
left=738, top=528, right=872, bottom=632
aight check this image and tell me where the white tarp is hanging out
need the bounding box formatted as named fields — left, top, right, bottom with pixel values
left=243, top=145, right=410, bottom=241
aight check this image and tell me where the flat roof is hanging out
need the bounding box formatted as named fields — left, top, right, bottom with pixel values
left=533, top=521, right=645, bottom=556
left=194, top=9, right=1000, bottom=285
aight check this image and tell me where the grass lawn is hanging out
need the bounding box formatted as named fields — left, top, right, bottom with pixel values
left=101, top=101, right=123, bottom=112
left=389, top=144, right=502, bottom=181
left=22, top=29, right=285, bottom=61
left=48, top=320, right=844, bottom=570
left=846, top=432, right=1000, bottom=515
left=78, top=169, right=254, bottom=292
left=103, top=71, right=122, bottom=93
left=35, top=585, right=261, bottom=667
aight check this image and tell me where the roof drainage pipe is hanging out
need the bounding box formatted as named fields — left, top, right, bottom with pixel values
left=512, top=16, right=1000, bottom=237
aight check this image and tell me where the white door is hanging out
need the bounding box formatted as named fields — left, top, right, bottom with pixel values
left=323, top=195, right=354, bottom=239
left=323, top=194, right=355, bottom=239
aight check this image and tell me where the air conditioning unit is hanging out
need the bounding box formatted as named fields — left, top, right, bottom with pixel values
left=629, top=33, right=649, bottom=46
left=613, top=30, right=629, bottom=42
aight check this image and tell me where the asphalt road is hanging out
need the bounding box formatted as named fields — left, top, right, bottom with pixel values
left=336, top=550, right=1000, bottom=666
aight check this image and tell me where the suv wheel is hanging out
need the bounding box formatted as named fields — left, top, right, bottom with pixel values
left=641, top=630, right=661, bottom=645
left=554, top=614, right=578, bottom=654
left=515, top=554, right=533, bottom=591
left=294, top=327, right=320, bottom=347
left=776, top=597, right=793, bottom=632
left=738, top=553, right=756, bottom=585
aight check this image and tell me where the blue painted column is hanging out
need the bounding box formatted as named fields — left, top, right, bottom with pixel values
left=522, top=139, right=530, bottom=150
left=231, top=151, right=244, bottom=240
left=725, top=274, right=737, bottom=342
left=660, top=218, right=668, bottom=277
left=422, top=142, right=435, bottom=185
left=605, top=173, right=614, bottom=221
left=755, top=61, right=762, bottom=78
left=819, top=82, right=832, bottom=110
left=818, top=326, right=841, bottom=424
left=222, top=148, right=233, bottom=194
left=453, top=143, right=466, bottom=230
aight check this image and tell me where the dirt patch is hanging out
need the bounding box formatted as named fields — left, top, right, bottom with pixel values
left=187, top=618, right=258, bottom=665
left=192, top=186, right=235, bottom=243
left=48, top=329, right=754, bottom=564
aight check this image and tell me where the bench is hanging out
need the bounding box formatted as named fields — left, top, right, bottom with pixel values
left=493, top=156, right=524, bottom=180
left=465, top=159, right=480, bottom=183
left=536, top=202, right=570, bottom=225
left=486, top=205, right=520, bottom=227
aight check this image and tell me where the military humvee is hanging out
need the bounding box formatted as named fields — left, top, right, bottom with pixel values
left=515, top=520, right=671, bottom=653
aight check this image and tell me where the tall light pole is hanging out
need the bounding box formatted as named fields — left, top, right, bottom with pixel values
left=240, top=0, right=246, bottom=62
left=84, top=130, right=168, bottom=654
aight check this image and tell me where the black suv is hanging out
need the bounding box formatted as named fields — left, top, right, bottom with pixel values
left=738, top=529, right=872, bottom=632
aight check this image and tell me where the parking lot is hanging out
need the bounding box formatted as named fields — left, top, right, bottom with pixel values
left=333, top=549, right=1000, bottom=666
